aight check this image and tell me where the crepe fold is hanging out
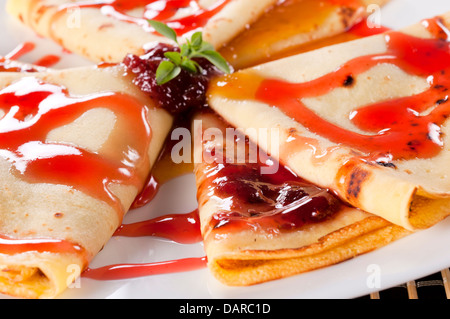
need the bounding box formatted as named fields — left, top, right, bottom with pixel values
left=0, top=65, right=172, bottom=298
left=208, top=12, right=450, bottom=232
left=220, top=0, right=391, bottom=70
left=192, top=112, right=410, bottom=286
left=6, top=0, right=278, bottom=63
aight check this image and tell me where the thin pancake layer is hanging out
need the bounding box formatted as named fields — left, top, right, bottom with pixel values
left=193, top=112, right=410, bottom=286
left=0, top=65, right=172, bottom=298
left=220, top=0, right=391, bottom=70
left=6, top=0, right=277, bottom=63
left=208, top=12, right=450, bottom=231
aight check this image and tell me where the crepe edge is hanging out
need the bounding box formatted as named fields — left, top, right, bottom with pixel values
left=0, top=251, right=87, bottom=299
left=6, top=0, right=279, bottom=63
left=206, top=215, right=411, bottom=287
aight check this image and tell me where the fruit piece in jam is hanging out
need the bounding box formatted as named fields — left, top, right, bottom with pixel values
left=123, top=43, right=223, bottom=115
left=198, top=117, right=343, bottom=236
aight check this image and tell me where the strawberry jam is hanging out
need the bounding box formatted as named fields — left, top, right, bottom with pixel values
left=123, top=43, right=222, bottom=115
left=198, top=116, right=343, bottom=235
left=208, top=162, right=342, bottom=234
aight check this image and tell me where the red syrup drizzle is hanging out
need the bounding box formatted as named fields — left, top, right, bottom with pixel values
left=347, top=18, right=391, bottom=38
left=80, top=209, right=205, bottom=281
left=4, top=42, right=36, bottom=61
left=114, top=209, right=202, bottom=244
left=0, top=234, right=86, bottom=257
left=58, top=0, right=232, bottom=36
left=81, top=198, right=204, bottom=280
left=82, top=256, right=207, bottom=281
left=1, top=42, right=61, bottom=72
left=33, top=55, right=61, bottom=68
left=0, top=76, right=152, bottom=260
left=131, top=174, right=160, bottom=209
left=211, top=17, right=450, bottom=162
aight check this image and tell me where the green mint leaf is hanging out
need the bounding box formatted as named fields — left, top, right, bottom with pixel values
left=199, top=41, right=214, bottom=52
left=156, top=60, right=181, bottom=85
left=181, top=58, right=199, bottom=73
left=148, top=20, right=178, bottom=43
left=190, top=32, right=203, bottom=50
left=197, top=50, right=231, bottom=74
left=149, top=21, right=232, bottom=85
left=164, top=52, right=182, bottom=65
left=180, top=43, right=191, bottom=57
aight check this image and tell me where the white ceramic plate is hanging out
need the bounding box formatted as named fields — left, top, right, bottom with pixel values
left=1, top=0, right=450, bottom=299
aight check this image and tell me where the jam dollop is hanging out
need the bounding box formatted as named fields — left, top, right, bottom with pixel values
left=208, top=161, right=342, bottom=234
left=123, top=43, right=222, bottom=115
left=197, top=119, right=343, bottom=235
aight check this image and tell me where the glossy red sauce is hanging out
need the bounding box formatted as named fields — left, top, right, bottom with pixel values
left=59, top=0, right=232, bottom=36
left=0, top=234, right=87, bottom=259
left=0, top=76, right=152, bottom=256
left=1, top=42, right=61, bottom=71
left=211, top=17, right=450, bottom=162
left=84, top=208, right=205, bottom=280
left=131, top=174, right=160, bottom=209
left=5, top=42, right=36, bottom=61
left=82, top=256, right=207, bottom=280
left=114, top=209, right=202, bottom=244
left=33, top=55, right=61, bottom=68
left=348, top=18, right=391, bottom=37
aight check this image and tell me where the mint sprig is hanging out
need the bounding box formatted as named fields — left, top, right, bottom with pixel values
left=148, top=20, right=231, bottom=85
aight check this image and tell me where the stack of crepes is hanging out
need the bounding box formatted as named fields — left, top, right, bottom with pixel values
left=0, top=0, right=300, bottom=299
left=3, top=0, right=450, bottom=298
left=196, top=12, right=450, bottom=286
left=6, top=0, right=390, bottom=65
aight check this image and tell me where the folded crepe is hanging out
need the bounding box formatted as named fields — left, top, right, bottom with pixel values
left=0, top=64, right=172, bottom=298
left=6, top=0, right=278, bottom=63
left=192, top=112, right=410, bottom=286
left=208, top=12, right=450, bottom=232
left=220, top=0, right=391, bottom=70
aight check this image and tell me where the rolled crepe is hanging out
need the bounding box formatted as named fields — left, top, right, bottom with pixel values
left=208, top=12, right=450, bottom=231
left=220, top=0, right=391, bottom=69
left=192, top=112, right=410, bottom=286
left=6, top=0, right=278, bottom=63
left=0, top=65, right=172, bottom=298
